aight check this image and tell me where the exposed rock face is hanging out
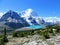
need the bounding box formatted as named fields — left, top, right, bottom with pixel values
left=7, top=35, right=60, bottom=45
left=0, top=9, right=45, bottom=29
left=0, top=10, right=29, bottom=29
left=21, top=9, right=45, bottom=25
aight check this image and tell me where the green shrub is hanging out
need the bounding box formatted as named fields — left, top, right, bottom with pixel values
left=37, top=30, right=42, bottom=35
left=13, top=32, right=18, bottom=37
left=43, top=30, right=50, bottom=39
left=49, top=29, right=53, bottom=33
left=43, top=33, right=50, bottom=39
left=0, top=38, right=5, bottom=45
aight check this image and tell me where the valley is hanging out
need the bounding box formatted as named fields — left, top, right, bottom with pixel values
left=0, top=9, right=60, bottom=45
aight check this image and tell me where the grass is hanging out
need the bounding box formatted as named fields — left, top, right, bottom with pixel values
left=0, top=25, right=60, bottom=45
left=12, top=25, right=60, bottom=40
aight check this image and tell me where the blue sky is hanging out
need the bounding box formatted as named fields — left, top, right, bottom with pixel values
left=0, top=0, right=60, bottom=17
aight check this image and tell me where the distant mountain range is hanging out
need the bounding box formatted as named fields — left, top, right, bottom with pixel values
left=0, top=9, right=60, bottom=30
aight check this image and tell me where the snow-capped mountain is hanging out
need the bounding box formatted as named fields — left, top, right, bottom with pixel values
left=20, top=9, right=45, bottom=25
left=1, top=10, right=20, bottom=22
left=0, top=8, right=60, bottom=29
left=35, top=17, right=45, bottom=25
left=21, top=9, right=39, bottom=17
left=0, top=12, right=3, bottom=18
left=0, top=10, right=29, bottom=29
left=42, top=17, right=60, bottom=25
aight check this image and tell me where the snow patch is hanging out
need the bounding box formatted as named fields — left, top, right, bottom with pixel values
left=0, top=12, right=4, bottom=18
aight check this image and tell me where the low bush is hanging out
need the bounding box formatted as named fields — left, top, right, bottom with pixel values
left=0, top=38, right=5, bottom=45
left=13, top=32, right=18, bottom=37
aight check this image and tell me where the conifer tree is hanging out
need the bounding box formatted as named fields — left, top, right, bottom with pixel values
left=3, top=27, right=8, bottom=42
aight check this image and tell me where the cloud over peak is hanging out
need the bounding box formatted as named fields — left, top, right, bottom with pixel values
left=21, top=8, right=33, bottom=18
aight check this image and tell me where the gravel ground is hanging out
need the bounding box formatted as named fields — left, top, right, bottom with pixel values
left=7, top=35, right=60, bottom=45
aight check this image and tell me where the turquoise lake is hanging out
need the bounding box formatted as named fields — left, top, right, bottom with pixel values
left=28, top=25, right=45, bottom=29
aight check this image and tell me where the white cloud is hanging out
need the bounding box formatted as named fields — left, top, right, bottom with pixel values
left=41, top=17, right=60, bottom=22
left=21, top=8, right=33, bottom=18
left=0, top=12, right=3, bottom=18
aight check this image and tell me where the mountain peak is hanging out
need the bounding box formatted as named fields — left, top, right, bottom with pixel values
left=1, top=10, right=21, bottom=21
left=21, top=8, right=38, bottom=19
left=21, top=8, right=33, bottom=18
left=8, top=10, right=14, bottom=13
